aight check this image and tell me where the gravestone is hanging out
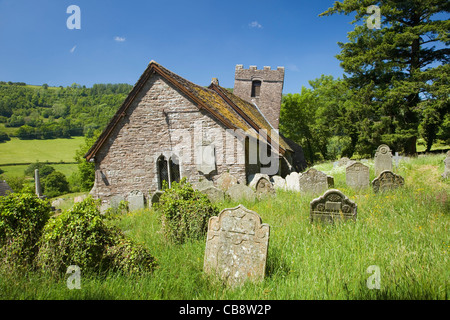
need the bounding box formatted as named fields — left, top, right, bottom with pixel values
left=248, top=174, right=275, bottom=198
left=442, top=151, right=450, bottom=179
left=327, top=175, right=335, bottom=188
left=226, top=184, right=256, bottom=202
left=285, top=172, right=301, bottom=191
left=200, top=186, right=225, bottom=203
left=192, top=179, right=214, bottom=191
left=374, top=144, right=393, bottom=176
left=393, top=152, right=403, bottom=168
left=150, top=190, right=164, bottom=206
left=216, top=172, right=238, bottom=191
left=271, top=175, right=286, bottom=190
left=337, top=157, right=351, bottom=167
left=203, top=205, right=270, bottom=286
left=128, top=190, right=145, bottom=211
left=310, top=189, right=357, bottom=223
left=346, top=162, right=370, bottom=189
left=110, top=195, right=125, bottom=209
left=298, top=168, right=328, bottom=195
left=372, top=170, right=404, bottom=193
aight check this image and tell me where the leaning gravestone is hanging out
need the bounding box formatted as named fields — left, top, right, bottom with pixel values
left=374, top=144, right=393, bottom=176
left=203, top=205, right=270, bottom=287
left=285, top=172, right=301, bottom=191
left=346, top=162, right=370, bottom=189
left=128, top=190, right=145, bottom=211
left=442, top=151, right=450, bottom=179
left=299, top=168, right=329, bottom=195
left=200, top=186, right=225, bottom=203
left=310, top=189, right=357, bottom=223
left=226, top=184, right=256, bottom=202
left=372, top=170, right=404, bottom=193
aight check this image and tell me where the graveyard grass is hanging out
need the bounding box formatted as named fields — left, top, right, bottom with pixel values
left=0, top=154, right=448, bottom=300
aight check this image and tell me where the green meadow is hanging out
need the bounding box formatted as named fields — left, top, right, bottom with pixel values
left=0, top=153, right=448, bottom=300
left=0, top=137, right=84, bottom=165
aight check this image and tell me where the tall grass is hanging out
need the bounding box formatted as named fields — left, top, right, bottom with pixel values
left=0, top=154, right=448, bottom=300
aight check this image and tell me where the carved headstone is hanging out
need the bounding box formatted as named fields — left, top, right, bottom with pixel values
left=372, top=170, right=404, bottom=193
left=346, top=162, right=370, bottom=189
left=248, top=174, right=275, bottom=198
left=128, top=190, right=145, bottom=211
left=203, top=205, right=270, bottom=286
left=226, top=184, right=256, bottom=202
left=310, top=189, right=357, bottom=223
left=374, top=144, right=393, bottom=176
left=200, top=186, right=225, bottom=203
left=285, top=172, right=301, bottom=191
left=216, top=172, right=238, bottom=191
left=299, top=168, right=329, bottom=195
left=442, top=151, right=450, bottom=179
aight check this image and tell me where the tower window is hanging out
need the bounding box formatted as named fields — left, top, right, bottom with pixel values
left=251, top=80, right=261, bottom=98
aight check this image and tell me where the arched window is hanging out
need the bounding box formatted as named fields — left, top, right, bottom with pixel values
left=157, top=154, right=181, bottom=190
left=251, top=80, right=261, bottom=98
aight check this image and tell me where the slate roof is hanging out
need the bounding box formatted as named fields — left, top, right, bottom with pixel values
left=0, top=180, right=13, bottom=197
left=84, top=61, right=291, bottom=162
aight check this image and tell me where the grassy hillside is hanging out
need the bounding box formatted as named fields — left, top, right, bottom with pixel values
left=0, top=153, right=448, bottom=300
left=0, top=137, right=83, bottom=165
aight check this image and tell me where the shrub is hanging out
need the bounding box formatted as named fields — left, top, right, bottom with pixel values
left=42, top=171, right=70, bottom=198
left=36, top=197, right=156, bottom=275
left=156, top=178, right=219, bottom=244
left=25, top=162, right=55, bottom=178
left=0, top=193, right=52, bottom=271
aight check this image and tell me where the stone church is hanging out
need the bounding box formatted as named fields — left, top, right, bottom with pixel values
left=84, top=61, right=305, bottom=207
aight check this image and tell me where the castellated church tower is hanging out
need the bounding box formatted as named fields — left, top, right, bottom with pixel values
left=233, top=64, right=285, bottom=130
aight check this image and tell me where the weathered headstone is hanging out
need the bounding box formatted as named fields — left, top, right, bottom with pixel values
left=150, top=190, right=164, bottom=206
left=327, top=175, right=335, bottom=188
left=337, top=157, right=351, bottom=167
left=310, top=189, right=357, bottom=223
left=248, top=174, right=275, bottom=198
left=298, top=168, right=328, bottom=195
left=200, top=186, right=225, bottom=203
left=192, top=179, right=214, bottom=191
left=372, top=170, right=404, bottom=193
left=203, top=205, right=270, bottom=286
left=346, top=162, right=370, bottom=189
left=271, top=175, right=286, bottom=190
left=285, top=172, right=301, bottom=191
left=128, top=190, right=145, bottom=211
left=374, top=144, right=393, bottom=176
left=110, top=195, right=125, bottom=209
left=226, top=184, right=256, bottom=202
left=216, top=172, right=238, bottom=191
left=442, top=151, right=450, bottom=179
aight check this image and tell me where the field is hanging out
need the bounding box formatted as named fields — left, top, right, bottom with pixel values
left=0, top=153, right=448, bottom=300
left=0, top=137, right=84, bottom=165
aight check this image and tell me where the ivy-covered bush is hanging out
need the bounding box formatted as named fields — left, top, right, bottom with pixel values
left=36, top=197, right=156, bottom=275
left=0, top=193, right=51, bottom=270
left=156, top=178, right=219, bottom=244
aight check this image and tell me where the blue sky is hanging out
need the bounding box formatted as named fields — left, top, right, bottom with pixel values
left=0, top=0, right=359, bottom=94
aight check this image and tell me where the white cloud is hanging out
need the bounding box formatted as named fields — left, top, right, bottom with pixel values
left=70, top=45, right=77, bottom=53
left=249, top=21, right=263, bottom=29
left=114, top=36, right=126, bottom=42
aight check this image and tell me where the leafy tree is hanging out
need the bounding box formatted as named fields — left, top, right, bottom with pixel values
left=320, top=0, right=450, bottom=154
left=25, top=162, right=55, bottom=178
left=41, top=171, right=70, bottom=198
left=74, top=131, right=100, bottom=191
left=0, top=131, right=10, bottom=143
